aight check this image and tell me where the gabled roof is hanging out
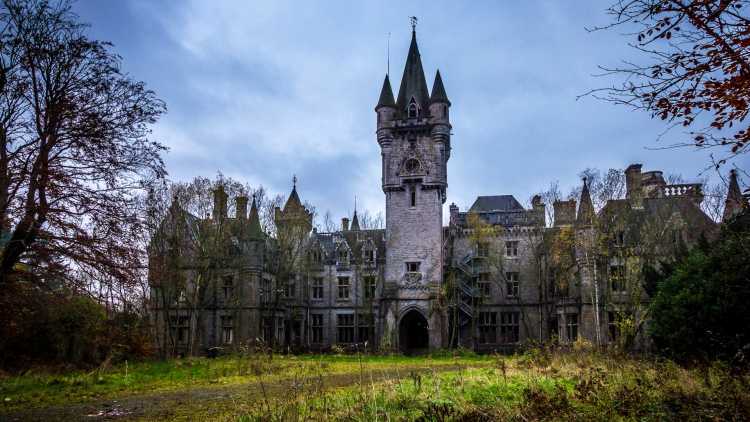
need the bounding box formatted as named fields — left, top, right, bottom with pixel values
left=395, top=30, right=430, bottom=115
left=469, top=195, right=524, bottom=213
left=376, top=74, right=395, bottom=109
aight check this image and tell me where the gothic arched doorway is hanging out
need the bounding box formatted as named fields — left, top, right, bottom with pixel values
left=399, top=309, right=429, bottom=354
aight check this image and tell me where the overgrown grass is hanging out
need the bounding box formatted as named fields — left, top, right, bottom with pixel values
left=193, top=350, right=750, bottom=422
left=0, top=351, right=492, bottom=411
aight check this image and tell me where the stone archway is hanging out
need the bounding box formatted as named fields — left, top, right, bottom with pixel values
left=399, top=309, right=429, bottom=354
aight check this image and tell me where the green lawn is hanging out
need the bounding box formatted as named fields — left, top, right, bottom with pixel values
left=1, top=350, right=748, bottom=421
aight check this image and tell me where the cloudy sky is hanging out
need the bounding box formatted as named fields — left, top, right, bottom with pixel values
left=74, top=0, right=748, bottom=225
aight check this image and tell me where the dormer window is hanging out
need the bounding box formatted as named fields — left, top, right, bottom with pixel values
left=337, top=248, right=349, bottom=266
left=408, top=98, right=418, bottom=118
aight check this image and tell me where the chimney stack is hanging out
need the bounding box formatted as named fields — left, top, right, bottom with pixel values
left=449, top=203, right=459, bottom=226
left=212, top=186, right=228, bottom=220
left=625, top=164, right=643, bottom=208
left=236, top=196, right=248, bottom=219
left=531, top=195, right=546, bottom=226
left=341, top=217, right=350, bottom=231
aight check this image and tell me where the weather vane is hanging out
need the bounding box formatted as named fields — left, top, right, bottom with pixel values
left=293, top=174, right=297, bottom=188
left=410, top=16, right=418, bottom=32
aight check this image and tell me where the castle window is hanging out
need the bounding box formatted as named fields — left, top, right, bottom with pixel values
left=477, top=272, right=491, bottom=297
left=312, top=277, right=324, bottom=300
left=615, top=231, right=625, bottom=246
left=477, top=242, right=489, bottom=258
left=284, top=280, right=296, bottom=298
left=221, top=316, right=234, bottom=344
left=408, top=98, right=418, bottom=118
left=406, top=261, right=421, bottom=273
left=566, top=313, right=578, bottom=342
left=337, top=277, right=350, bottom=299
left=364, top=276, right=376, bottom=299
left=170, top=316, right=190, bottom=345
left=358, top=314, right=374, bottom=345
left=337, top=249, right=349, bottom=266
left=608, top=312, right=620, bottom=342
left=363, top=247, right=375, bottom=264
left=505, top=241, right=519, bottom=257
left=222, top=276, right=234, bottom=299
left=311, top=314, right=324, bottom=343
left=505, top=272, right=519, bottom=297
left=337, top=313, right=355, bottom=343
left=610, top=265, right=625, bottom=292
left=478, top=312, right=497, bottom=344
left=410, top=187, right=417, bottom=207
left=500, top=312, right=520, bottom=343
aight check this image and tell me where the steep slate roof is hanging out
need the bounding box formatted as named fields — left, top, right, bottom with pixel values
left=576, top=178, right=595, bottom=225
left=430, top=70, right=450, bottom=105
left=395, top=30, right=430, bottom=115
left=310, top=229, right=386, bottom=265
left=469, top=195, right=524, bottom=212
left=376, top=74, right=395, bottom=109
left=350, top=210, right=361, bottom=231
left=724, top=169, right=747, bottom=221
left=248, top=196, right=264, bottom=240
left=283, top=185, right=303, bottom=212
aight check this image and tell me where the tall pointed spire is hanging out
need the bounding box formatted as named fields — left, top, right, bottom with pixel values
left=430, top=69, right=450, bottom=105
left=723, top=169, right=747, bottom=222
left=283, top=175, right=303, bottom=212
left=395, top=28, right=430, bottom=115
left=376, top=74, right=395, bottom=109
left=576, top=177, right=595, bottom=226
left=351, top=197, right=361, bottom=231
left=248, top=194, right=264, bottom=240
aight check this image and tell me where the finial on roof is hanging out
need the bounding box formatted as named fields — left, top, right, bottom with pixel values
left=410, top=16, right=418, bottom=33
left=293, top=174, right=297, bottom=189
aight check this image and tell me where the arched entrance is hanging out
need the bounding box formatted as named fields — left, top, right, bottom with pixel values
left=399, top=309, right=429, bottom=354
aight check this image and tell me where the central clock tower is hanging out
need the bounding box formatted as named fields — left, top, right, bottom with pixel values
left=375, top=28, right=451, bottom=350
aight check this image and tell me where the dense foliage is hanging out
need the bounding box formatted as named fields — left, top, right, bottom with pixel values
left=649, top=212, right=750, bottom=362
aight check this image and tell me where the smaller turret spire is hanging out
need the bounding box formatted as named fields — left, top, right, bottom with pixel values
left=350, top=196, right=361, bottom=231
left=376, top=74, right=395, bottom=109
left=430, top=69, right=450, bottom=105
left=248, top=193, right=264, bottom=240
left=576, top=177, right=595, bottom=226
left=723, top=169, right=747, bottom=222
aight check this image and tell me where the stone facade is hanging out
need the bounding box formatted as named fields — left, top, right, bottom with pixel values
left=148, top=30, right=732, bottom=356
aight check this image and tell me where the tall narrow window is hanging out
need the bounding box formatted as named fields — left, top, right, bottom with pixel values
left=337, top=277, right=350, bottom=299
left=505, top=241, right=519, bottom=257
left=358, top=314, right=374, bottom=345
left=312, top=277, right=324, bottom=300
left=337, top=314, right=355, bottom=343
left=364, top=276, right=376, bottom=299
left=478, top=312, right=497, bottom=344
left=408, top=98, right=418, bottom=118
left=477, top=272, right=491, bottom=297
left=284, top=281, right=296, bottom=298
left=222, top=276, right=234, bottom=299
left=410, top=187, right=416, bottom=207
left=311, top=314, right=324, bottom=344
left=499, top=312, right=520, bottom=343
left=221, top=316, right=234, bottom=344
left=610, top=265, right=626, bottom=292
left=608, top=312, right=619, bottom=342
left=505, top=272, right=519, bottom=297
left=566, top=313, right=578, bottom=341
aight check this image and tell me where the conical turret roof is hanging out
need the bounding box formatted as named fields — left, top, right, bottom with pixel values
left=723, top=169, right=747, bottom=221
left=576, top=178, right=595, bottom=225
left=430, top=69, right=450, bottom=105
left=376, top=74, right=395, bottom=109
left=248, top=195, right=264, bottom=240
left=395, top=30, right=430, bottom=115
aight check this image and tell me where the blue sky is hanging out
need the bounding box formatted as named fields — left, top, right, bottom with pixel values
left=73, top=0, right=748, bottom=223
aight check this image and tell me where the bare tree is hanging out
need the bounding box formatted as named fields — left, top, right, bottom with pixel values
left=587, top=0, right=750, bottom=167
left=0, top=0, right=166, bottom=288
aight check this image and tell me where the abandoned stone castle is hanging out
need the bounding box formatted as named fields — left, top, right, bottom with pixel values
left=148, top=30, right=747, bottom=355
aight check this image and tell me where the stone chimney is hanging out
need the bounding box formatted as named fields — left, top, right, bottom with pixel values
left=236, top=196, right=248, bottom=219
left=449, top=203, right=459, bottom=226
left=553, top=199, right=576, bottom=227
left=625, top=164, right=643, bottom=208
left=341, top=217, right=350, bottom=231
left=212, top=186, right=228, bottom=220
left=531, top=195, right=545, bottom=226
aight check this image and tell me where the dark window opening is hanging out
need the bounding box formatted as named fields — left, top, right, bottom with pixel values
left=479, top=312, right=497, bottom=344
left=500, top=312, right=520, bottom=343
left=337, top=314, right=355, bottom=343
left=406, top=262, right=421, bottom=273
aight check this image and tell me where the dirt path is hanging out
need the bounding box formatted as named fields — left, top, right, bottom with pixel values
left=0, top=364, right=474, bottom=421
